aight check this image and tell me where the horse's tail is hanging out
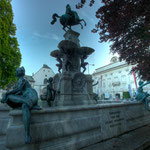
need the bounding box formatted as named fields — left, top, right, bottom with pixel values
left=51, top=13, right=60, bottom=25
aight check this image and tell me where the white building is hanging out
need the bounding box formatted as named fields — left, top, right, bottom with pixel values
left=32, top=64, right=55, bottom=97
left=92, top=56, right=139, bottom=99
left=24, top=75, right=35, bottom=87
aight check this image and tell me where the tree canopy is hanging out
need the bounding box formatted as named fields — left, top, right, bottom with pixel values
left=0, top=0, right=21, bottom=88
left=76, top=0, right=150, bottom=80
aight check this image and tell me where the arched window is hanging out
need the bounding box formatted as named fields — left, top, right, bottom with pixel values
left=43, top=78, right=47, bottom=84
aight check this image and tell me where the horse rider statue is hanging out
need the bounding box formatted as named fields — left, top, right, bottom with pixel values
left=51, top=4, right=86, bottom=31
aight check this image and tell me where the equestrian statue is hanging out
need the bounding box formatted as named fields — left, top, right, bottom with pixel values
left=51, top=4, right=86, bottom=31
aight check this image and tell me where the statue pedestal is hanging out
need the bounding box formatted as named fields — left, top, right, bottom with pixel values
left=64, top=30, right=80, bottom=47
left=53, top=72, right=97, bottom=106
left=0, top=105, right=10, bottom=150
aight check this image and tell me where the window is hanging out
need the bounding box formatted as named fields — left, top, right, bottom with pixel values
left=114, top=77, right=118, bottom=82
left=43, top=78, right=47, bottom=84
left=121, top=75, right=126, bottom=83
left=108, top=78, right=111, bottom=86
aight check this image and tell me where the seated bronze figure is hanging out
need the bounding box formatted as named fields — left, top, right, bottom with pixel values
left=1, top=67, right=41, bottom=144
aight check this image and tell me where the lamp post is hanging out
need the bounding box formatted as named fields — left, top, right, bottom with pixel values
left=87, top=63, right=95, bottom=74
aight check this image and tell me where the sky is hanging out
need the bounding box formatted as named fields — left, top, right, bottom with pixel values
left=11, top=0, right=117, bottom=75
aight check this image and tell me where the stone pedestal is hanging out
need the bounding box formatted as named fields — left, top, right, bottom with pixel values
left=5, top=102, right=150, bottom=150
left=64, top=30, right=80, bottom=47
left=0, top=104, right=10, bottom=150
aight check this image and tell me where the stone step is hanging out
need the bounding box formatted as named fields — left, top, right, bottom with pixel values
left=81, top=125, right=150, bottom=150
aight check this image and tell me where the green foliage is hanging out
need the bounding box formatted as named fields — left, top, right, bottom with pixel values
left=0, top=0, right=21, bottom=89
left=101, top=93, right=104, bottom=99
left=77, top=0, right=150, bottom=80
left=123, top=91, right=131, bottom=99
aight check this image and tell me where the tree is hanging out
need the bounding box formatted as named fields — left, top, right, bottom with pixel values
left=0, top=0, right=21, bottom=88
left=123, top=91, right=130, bottom=99
left=76, top=0, right=150, bottom=81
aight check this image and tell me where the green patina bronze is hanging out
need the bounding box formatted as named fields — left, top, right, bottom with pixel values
left=51, top=4, right=86, bottom=31
left=1, top=67, right=41, bottom=144
left=136, top=80, right=150, bottom=110
left=46, top=77, right=56, bottom=106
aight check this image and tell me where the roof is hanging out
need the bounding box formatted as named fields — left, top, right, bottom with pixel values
left=42, top=64, right=50, bottom=69
left=92, top=61, right=128, bottom=75
left=25, top=75, right=35, bottom=82
left=33, top=64, right=55, bottom=77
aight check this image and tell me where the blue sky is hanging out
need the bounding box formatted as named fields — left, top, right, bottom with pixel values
left=11, top=0, right=116, bottom=75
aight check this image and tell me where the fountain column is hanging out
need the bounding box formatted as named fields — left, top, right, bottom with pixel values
left=51, top=30, right=97, bottom=106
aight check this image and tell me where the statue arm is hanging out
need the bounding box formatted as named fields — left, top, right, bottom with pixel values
left=141, top=81, right=150, bottom=87
left=93, top=81, right=99, bottom=86
left=6, top=79, right=26, bottom=95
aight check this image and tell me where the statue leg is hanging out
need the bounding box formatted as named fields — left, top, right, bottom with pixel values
left=83, top=67, right=86, bottom=73
left=63, top=26, right=67, bottom=32
left=58, top=67, right=61, bottom=73
left=67, top=25, right=71, bottom=30
left=80, top=19, right=86, bottom=26
left=79, top=23, right=83, bottom=29
left=7, top=95, right=32, bottom=108
left=145, top=98, right=149, bottom=110
left=22, top=103, right=31, bottom=144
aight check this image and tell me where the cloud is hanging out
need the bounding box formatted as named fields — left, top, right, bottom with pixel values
left=33, top=32, right=60, bottom=41
left=80, top=10, right=89, bottom=18
left=33, top=32, right=50, bottom=39
left=80, top=10, right=96, bottom=25
left=51, top=33, right=60, bottom=41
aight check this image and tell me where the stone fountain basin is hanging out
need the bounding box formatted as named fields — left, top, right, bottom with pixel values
left=5, top=102, right=150, bottom=150
left=50, top=50, right=63, bottom=58
left=77, top=47, right=95, bottom=55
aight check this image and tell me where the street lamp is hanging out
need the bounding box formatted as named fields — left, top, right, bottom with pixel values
left=87, top=63, right=95, bottom=74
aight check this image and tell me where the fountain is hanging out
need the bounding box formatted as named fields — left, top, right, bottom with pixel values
left=50, top=30, right=97, bottom=106
left=2, top=4, right=150, bottom=150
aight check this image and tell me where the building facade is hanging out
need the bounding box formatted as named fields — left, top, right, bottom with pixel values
left=92, top=57, right=141, bottom=99
left=32, top=64, right=55, bottom=97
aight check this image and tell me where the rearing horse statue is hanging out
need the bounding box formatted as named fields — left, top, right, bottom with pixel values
left=51, top=4, right=86, bottom=31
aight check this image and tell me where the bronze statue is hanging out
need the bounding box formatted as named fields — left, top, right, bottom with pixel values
left=46, top=77, right=56, bottom=106
left=51, top=4, right=86, bottom=31
left=80, top=54, right=88, bottom=73
left=92, top=81, right=99, bottom=101
left=1, top=67, right=41, bottom=144
left=56, top=57, right=62, bottom=73
left=61, top=47, right=72, bottom=72
left=136, top=80, right=150, bottom=110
